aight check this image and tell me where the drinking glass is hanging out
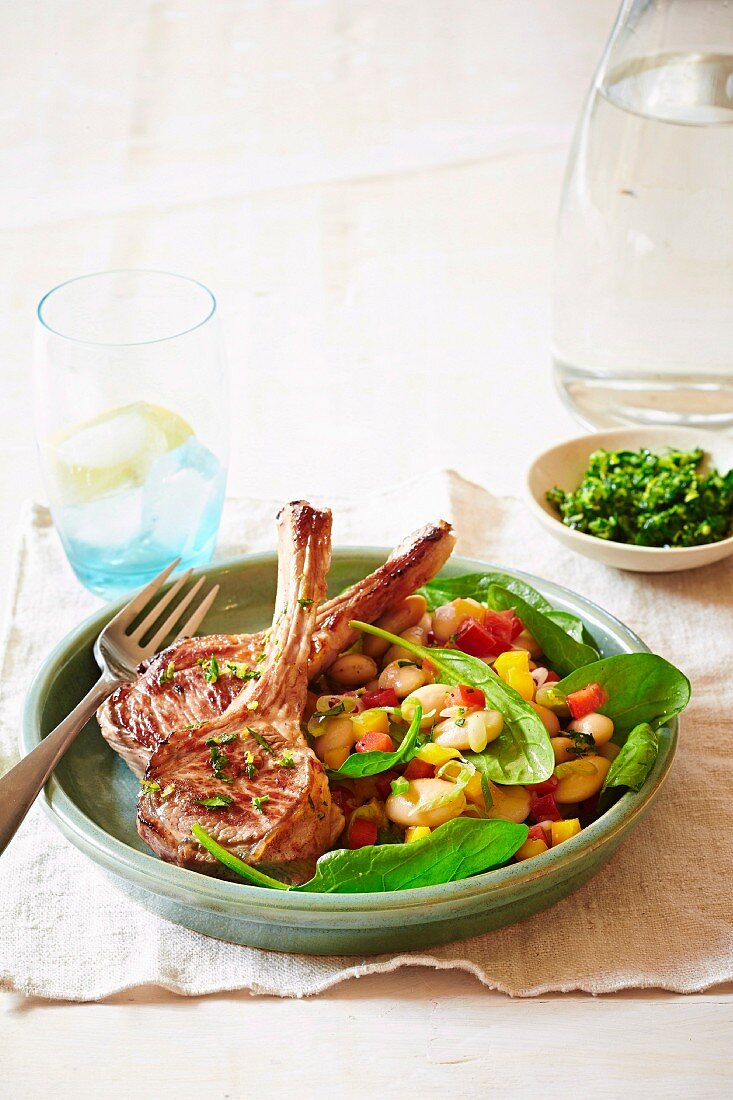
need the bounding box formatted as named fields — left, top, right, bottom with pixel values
left=34, top=270, right=229, bottom=598
left=553, top=0, right=733, bottom=429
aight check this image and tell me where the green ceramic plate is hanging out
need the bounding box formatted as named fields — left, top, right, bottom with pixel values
left=22, top=551, right=677, bottom=955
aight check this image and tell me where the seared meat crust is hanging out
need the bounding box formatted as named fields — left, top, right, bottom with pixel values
left=99, top=520, right=455, bottom=776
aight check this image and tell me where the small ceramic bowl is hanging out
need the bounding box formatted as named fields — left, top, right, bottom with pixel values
left=525, top=426, right=733, bottom=573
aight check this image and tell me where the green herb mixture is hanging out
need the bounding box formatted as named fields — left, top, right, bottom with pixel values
left=547, top=447, right=733, bottom=548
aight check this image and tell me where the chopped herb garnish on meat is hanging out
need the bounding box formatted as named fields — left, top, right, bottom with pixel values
left=206, top=732, right=238, bottom=745
left=256, top=650, right=267, bottom=665
left=252, top=795, right=270, bottom=813
left=158, top=661, right=175, bottom=685
left=244, top=752, right=257, bottom=779
left=247, top=727, right=275, bottom=755
left=196, top=794, right=233, bottom=809
left=161, top=784, right=175, bottom=798
left=278, top=750, right=295, bottom=768
left=297, top=597, right=315, bottom=608
left=225, top=662, right=261, bottom=681
left=198, top=655, right=220, bottom=683
left=184, top=721, right=203, bottom=730
left=139, top=780, right=160, bottom=794
left=208, top=742, right=233, bottom=782
left=455, top=717, right=466, bottom=727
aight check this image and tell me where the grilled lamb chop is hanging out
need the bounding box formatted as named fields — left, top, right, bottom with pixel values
left=99, top=519, right=455, bottom=776
left=138, top=500, right=338, bottom=883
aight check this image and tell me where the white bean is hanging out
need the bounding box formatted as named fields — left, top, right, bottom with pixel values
left=400, top=684, right=452, bottom=728
left=432, top=604, right=460, bottom=644
left=434, top=709, right=504, bottom=752
left=433, top=716, right=471, bottom=750
left=378, top=660, right=429, bottom=699
left=555, top=755, right=611, bottom=802
left=386, top=778, right=467, bottom=828
left=467, top=709, right=504, bottom=752
left=328, top=653, right=378, bottom=688
left=313, top=715, right=356, bottom=761
left=384, top=624, right=430, bottom=666
left=485, top=781, right=531, bottom=824
left=568, top=712, right=615, bottom=747
left=530, top=701, right=561, bottom=736
left=362, top=595, right=428, bottom=658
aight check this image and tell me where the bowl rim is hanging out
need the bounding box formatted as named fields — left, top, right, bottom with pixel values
left=525, top=426, right=733, bottom=557
left=22, top=547, right=679, bottom=915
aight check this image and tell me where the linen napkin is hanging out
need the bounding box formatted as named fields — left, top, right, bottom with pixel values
left=1, top=470, right=731, bottom=1001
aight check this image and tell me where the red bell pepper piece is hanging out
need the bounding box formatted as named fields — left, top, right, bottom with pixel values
left=456, top=621, right=505, bottom=658
left=486, top=607, right=524, bottom=642
left=454, top=608, right=524, bottom=660
left=447, top=683, right=486, bottom=710
left=526, top=824, right=548, bottom=843
left=524, top=775, right=559, bottom=795
left=454, top=618, right=504, bottom=658
left=530, top=792, right=563, bottom=822
left=403, top=758, right=435, bottom=780
left=358, top=687, right=399, bottom=711
left=566, top=682, right=609, bottom=720
left=354, top=731, right=394, bottom=754
left=347, top=817, right=378, bottom=849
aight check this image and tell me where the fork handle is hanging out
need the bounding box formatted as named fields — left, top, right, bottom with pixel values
left=0, top=674, right=121, bottom=856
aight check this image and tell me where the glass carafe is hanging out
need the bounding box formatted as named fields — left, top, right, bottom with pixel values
left=553, top=0, right=733, bottom=429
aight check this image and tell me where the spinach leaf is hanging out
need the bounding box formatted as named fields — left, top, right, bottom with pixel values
left=418, top=571, right=590, bottom=646
left=192, top=818, right=528, bottom=893
left=557, top=654, right=691, bottom=738
left=487, top=584, right=599, bottom=677
left=419, top=571, right=551, bottom=612
left=329, top=705, right=423, bottom=779
left=547, top=612, right=585, bottom=644
left=350, top=620, right=554, bottom=784
left=601, top=722, right=660, bottom=795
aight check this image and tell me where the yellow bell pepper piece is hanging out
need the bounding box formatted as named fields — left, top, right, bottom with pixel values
left=550, top=818, right=582, bottom=846
left=452, top=597, right=486, bottom=625
left=351, top=708, right=390, bottom=737
left=405, top=826, right=431, bottom=844
left=514, top=836, right=549, bottom=861
left=493, top=650, right=535, bottom=701
left=464, top=772, right=486, bottom=805
left=415, top=742, right=462, bottom=767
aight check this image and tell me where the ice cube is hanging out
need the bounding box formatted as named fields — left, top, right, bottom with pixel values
left=56, top=485, right=145, bottom=559
left=49, top=402, right=193, bottom=505
left=141, top=436, right=225, bottom=558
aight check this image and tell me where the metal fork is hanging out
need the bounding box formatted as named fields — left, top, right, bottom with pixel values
left=0, top=560, right=219, bottom=856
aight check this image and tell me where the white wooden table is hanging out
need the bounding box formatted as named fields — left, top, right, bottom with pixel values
left=1, top=3, right=731, bottom=1095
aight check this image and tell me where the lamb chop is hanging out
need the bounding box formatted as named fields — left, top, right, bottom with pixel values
left=138, top=500, right=339, bottom=883
left=99, top=519, right=455, bottom=777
